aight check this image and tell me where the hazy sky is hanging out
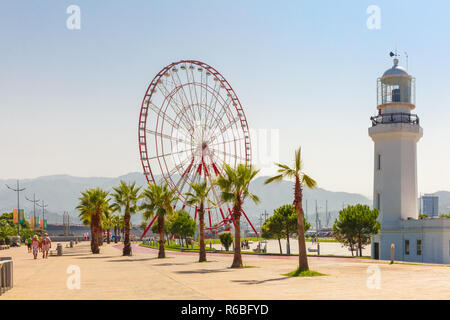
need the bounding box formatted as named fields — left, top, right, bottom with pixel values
left=1, top=0, right=449, bottom=197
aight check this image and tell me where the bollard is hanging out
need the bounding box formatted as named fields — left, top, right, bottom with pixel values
left=390, top=243, right=395, bottom=264
left=70, top=240, right=73, bottom=248
left=57, top=243, right=63, bottom=256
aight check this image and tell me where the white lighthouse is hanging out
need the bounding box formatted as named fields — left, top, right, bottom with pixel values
left=370, top=56, right=450, bottom=263
left=369, top=57, right=422, bottom=227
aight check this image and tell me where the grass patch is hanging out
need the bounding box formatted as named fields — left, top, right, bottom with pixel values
left=283, top=268, right=326, bottom=277
left=391, top=261, right=450, bottom=267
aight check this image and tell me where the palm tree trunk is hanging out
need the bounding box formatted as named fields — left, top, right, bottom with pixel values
left=91, top=209, right=100, bottom=254
left=90, top=223, right=95, bottom=253
left=294, top=176, right=309, bottom=271
left=107, top=229, right=110, bottom=244
left=158, top=215, right=165, bottom=258
left=114, top=226, right=118, bottom=243
left=123, top=209, right=132, bottom=256
left=231, top=205, right=243, bottom=268
left=98, top=226, right=103, bottom=246
left=199, top=204, right=207, bottom=262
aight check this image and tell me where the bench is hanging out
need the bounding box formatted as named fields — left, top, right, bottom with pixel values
left=308, top=248, right=319, bottom=252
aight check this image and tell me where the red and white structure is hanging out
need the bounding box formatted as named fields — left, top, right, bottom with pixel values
left=139, top=60, right=258, bottom=238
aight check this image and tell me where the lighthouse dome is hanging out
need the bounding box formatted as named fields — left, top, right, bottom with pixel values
left=382, top=58, right=409, bottom=77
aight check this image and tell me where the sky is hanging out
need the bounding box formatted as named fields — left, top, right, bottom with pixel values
left=1, top=0, right=449, bottom=198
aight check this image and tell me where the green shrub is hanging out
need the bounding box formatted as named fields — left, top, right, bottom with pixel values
left=219, top=232, right=233, bottom=251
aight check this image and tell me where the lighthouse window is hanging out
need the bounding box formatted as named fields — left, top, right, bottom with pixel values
left=417, top=240, right=422, bottom=256
left=405, top=240, right=410, bottom=255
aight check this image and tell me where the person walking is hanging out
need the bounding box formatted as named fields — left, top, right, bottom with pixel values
left=31, top=235, right=40, bottom=259
left=26, top=237, right=32, bottom=253
left=41, top=233, right=52, bottom=259
left=38, top=235, right=43, bottom=252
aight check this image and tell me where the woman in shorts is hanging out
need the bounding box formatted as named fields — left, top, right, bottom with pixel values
left=31, top=235, right=40, bottom=259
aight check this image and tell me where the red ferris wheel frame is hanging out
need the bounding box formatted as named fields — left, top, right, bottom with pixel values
left=138, top=60, right=258, bottom=238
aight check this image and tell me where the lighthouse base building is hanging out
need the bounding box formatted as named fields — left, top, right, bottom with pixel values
left=369, top=57, right=450, bottom=264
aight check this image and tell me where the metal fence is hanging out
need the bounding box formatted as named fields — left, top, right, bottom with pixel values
left=370, top=112, right=419, bottom=127
left=0, top=257, right=13, bottom=296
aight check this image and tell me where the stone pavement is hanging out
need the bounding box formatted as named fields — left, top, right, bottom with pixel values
left=1, top=241, right=449, bottom=299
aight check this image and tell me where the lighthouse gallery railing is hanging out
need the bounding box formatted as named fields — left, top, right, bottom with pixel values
left=370, top=112, right=419, bottom=127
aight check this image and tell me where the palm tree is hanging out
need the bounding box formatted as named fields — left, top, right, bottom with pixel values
left=215, top=163, right=260, bottom=268
left=111, top=214, right=121, bottom=243
left=141, top=182, right=178, bottom=258
left=110, top=181, right=141, bottom=256
left=184, top=182, right=213, bottom=262
left=76, top=188, right=110, bottom=254
left=101, top=209, right=113, bottom=244
left=265, top=147, right=317, bottom=271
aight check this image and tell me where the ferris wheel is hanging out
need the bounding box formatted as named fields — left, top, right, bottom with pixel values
left=139, top=60, right=258, bottom=237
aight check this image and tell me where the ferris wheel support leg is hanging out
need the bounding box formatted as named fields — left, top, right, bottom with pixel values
left=208, top=210, right=212, bottom=228
left=219, top=208, right=226, bottom=220
left=241, top=209, right=258, bottom=236
left=141, top=214, right=158, bottom=239
left=228, top=208, right=236, bottom=226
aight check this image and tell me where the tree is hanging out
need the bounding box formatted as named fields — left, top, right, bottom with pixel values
left=215, top=163, right=260, bottom=268
left=0, top=219, right=16, bottom=245
left=262, top=205, right=311, bottom=255
left=261, top=214, right=285, bottom=254
left=219, top=232, right=233, bottom=251
left=101, top=210, right=113, bottom=244
left=151, top=219, right=170, bottom=239
left=141, top=182, right=178, bottom=258
left=184, top=182, right=213, bottom=262
left=169, top=210, right=196, bottom=248
left=333, top=204, right=380, bottom=257
left=265, top=147, right=317, bottom=271
left=76, top=188, right=110, bottom=254
left=111, top=214, right=122, bottom=243
left=273, top=204, right=296, bottom=253
left=111, top=181, right=141, bottom=256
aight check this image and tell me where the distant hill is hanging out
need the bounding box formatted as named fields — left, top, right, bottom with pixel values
left=0, top=172, right=375, bottom=227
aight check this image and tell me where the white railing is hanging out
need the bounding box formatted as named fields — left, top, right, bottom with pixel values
left=0, top=257, right=13, bottom=295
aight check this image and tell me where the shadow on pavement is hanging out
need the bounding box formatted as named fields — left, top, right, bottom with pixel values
left=231, top=277, right=290, bottom=285
left=106, top=257, right=159, bottom=262
left=174, top=268, right=230, bottom=274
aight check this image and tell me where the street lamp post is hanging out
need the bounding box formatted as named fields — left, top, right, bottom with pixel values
left=37, top=200, right=48, bottom=232
left=25, top=194, right=40, bottom=231
left=6, top=180, right=26, bottom=236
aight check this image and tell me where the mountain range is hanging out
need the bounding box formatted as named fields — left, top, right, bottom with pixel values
left=1, top=173, right=449, bottom=227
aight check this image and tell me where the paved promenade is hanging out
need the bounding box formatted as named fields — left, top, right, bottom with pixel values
left=1, top=241, right=449, bottom=299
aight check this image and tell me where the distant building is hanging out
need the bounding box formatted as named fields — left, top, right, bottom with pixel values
left=422, top=195, right=439, bottom=217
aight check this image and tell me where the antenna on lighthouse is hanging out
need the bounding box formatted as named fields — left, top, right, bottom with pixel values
left=404, top=51, right=409, bottom=71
